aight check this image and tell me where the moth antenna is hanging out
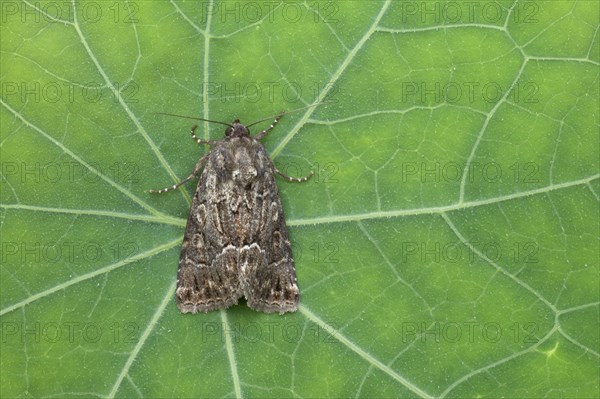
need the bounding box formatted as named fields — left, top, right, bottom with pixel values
left=155, top=112, right=233, bottom=128
left=246, top=101, right=331, bottom=128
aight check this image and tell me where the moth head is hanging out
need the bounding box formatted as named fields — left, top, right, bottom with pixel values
left=226, top=120, right=250, bottom=138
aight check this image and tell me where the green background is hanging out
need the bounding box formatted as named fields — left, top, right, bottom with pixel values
left=1, top=1, right=598, bottom=398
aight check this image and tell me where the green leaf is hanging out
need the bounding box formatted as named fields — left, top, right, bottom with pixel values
left=1, top=1, right=598, bottom=398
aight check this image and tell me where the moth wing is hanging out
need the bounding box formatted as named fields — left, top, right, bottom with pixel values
left=244, top=193, right=300, bottom=314
left=176, top=177, right=242, bottom=313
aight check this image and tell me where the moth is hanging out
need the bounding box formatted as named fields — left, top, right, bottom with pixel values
left=150, top=110, right=313, bottom=314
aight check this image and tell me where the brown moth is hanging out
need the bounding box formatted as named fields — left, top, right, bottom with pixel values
left=150, top=110, right=313, bottom=314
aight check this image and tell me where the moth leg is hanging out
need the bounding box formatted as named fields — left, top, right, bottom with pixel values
left=148, top=153, right=208, bottom=194
left=190, top=125, right=219, bottom=146
left=254, top=112, right=284, bottom=140
left=274, top=165, right=314, bottom=183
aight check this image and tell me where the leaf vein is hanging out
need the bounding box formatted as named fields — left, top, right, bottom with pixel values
left=270, top=0, right=393, bottom=159
left=109, top=281, right=177, bottom=398
left=0, top=98, right=169, bottom=219
left=288, top=174, right=600, bottom=226
left=70, top=0, right=192, bottom=205
left=0, top=239, right=180, bottom=316
left=299, top=304, right=433, bottom=399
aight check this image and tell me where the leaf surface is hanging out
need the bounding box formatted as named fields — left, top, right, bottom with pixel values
left=1, top=1, right=598, bottom=398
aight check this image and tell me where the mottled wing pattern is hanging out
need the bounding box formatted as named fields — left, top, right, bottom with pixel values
left=176, top=143, right=242, bottom=313
left=176, top=137, right=299, bottom=313
left=176, top=180, right=242, bottom=312
left=243, top=162, right=299, bottom=314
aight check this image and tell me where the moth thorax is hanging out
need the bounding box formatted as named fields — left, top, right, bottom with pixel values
left=232, top=147, right=257, bottom=187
